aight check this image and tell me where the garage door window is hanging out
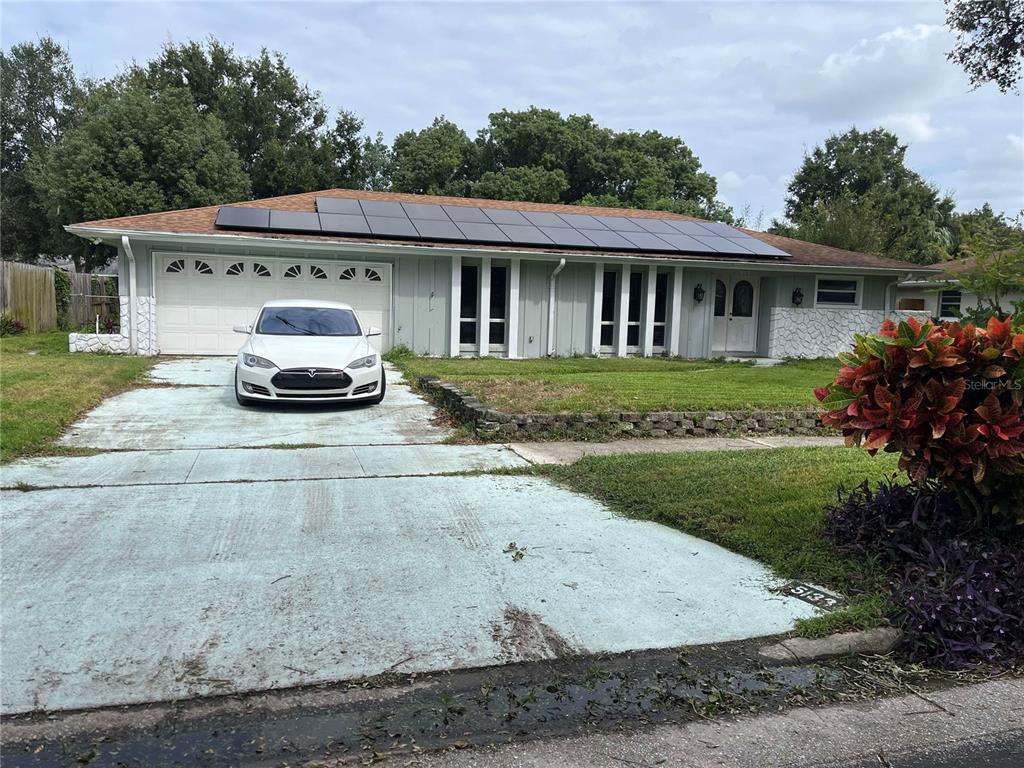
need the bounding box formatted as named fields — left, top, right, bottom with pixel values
left=340, top=267, right=357, bottom=281
left=253, top=263, right=271, bottom=278
left=284, top=264, right=302, bottom=278
left=226, top=262, right=244, bottom=276
left=310, top=265, right=327, bottom=280
left=194, top=260, right=213, bottom=275
left=166, top=259, right=184, bottom=274
left=365, top=267, right=383, bottom=282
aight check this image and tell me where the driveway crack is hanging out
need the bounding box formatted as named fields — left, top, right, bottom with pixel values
left=183, top=451, right=203, bottom=484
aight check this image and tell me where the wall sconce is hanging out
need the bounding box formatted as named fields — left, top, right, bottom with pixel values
left=792, top=287, right=804, bottom=307
left=693, top=283, right=705, bottom=303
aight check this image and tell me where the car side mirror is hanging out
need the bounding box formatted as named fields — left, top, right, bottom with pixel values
left=233, top=324, right=251, bottom=334
left=366, top=326, right=382, bottom=337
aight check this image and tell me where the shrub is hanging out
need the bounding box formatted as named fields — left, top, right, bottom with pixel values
left=816, top=315, right=1024, bottom=519
left=54, top=268, right=72, bottom=323
left=383, top=344, right=416, bottom=364
left=0, top=314, right=27, bottom=336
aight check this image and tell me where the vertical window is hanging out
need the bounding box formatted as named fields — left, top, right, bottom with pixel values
left=459, top=264, right=479, bottom=345
left=939, top=289, right=962, bottom=320
left=488, top=265, right=508, bottom=346
left=600, top=269, right=618, bottom=347
left=714, top=280, right=727, bottom=317
left=653, top=271, right=669, bottom=348
left=732, top=280, right=754, bottom=317
left=626, top=270, right=643, bottom=347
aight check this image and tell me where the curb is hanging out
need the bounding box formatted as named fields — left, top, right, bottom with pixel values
left=758, top=627, right=903, bottom=664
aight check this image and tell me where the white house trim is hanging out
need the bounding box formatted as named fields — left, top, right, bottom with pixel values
left=590, top=262, right=603, bottom=356
left=616, top=264, right=630, bottom=357
left=449, top=254, right=461, bottom=357
left=478, top=255, right=491, bottom=357
left=507, top=258, right=521, bottom=358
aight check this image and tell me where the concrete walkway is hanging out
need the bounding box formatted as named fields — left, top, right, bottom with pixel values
left=508, top=434, right=845, bottom=465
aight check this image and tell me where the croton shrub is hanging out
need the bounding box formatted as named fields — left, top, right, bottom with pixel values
left=816, top=315, right=1024, bottom=518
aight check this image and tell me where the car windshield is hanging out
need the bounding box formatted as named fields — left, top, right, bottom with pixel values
left=256, top=307, right=361, bottom=336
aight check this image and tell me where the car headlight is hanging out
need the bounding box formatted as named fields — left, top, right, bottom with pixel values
left=346, top=354, right=378, bottom=370
left=243, top=354, right=276, bottom=369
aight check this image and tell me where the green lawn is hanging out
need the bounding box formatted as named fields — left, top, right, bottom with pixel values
left=1, top=331, right=153, bottom=462
left=538, top=446, right=901, bottom=636
left=392, top=354, right=838, bottom=413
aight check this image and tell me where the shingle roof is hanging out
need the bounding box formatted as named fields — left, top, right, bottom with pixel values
left=70, top=188, right=929, bottom=272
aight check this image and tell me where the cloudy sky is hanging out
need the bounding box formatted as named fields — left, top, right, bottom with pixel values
left=5, top=0, right=1022, bottom=225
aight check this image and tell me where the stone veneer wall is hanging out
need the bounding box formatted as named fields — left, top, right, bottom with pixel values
left=768, top=308, right=933, bottom=359
left=69, top=296, right=158, bottom=355
left=418, top=376, right=830, bottom=441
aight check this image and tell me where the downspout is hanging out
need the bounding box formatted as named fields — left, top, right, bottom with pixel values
left=546, top=258, right=566, bottom=356
left=121, top=234, right=138, bottom=355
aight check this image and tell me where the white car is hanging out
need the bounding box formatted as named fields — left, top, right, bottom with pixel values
left=233, top=299, right=386, bottom=406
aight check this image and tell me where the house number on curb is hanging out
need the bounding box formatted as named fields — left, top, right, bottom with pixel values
left=781, top=582, right=843, bottom=610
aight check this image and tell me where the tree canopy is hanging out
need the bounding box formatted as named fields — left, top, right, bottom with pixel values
left=770, top=128, right=957, bottom=264
left=945, top=0, right=1024, bottom=93
left=30, top=86, right=250, bottom=270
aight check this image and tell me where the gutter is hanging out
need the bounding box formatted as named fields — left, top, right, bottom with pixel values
left=546, top=258, right=566, bottom=356
left=64, top=225, right=928, bottom=276
left=121, top=235, right=138, bottom=354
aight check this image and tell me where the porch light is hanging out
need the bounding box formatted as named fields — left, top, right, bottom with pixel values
left=792, top=287, right=804, bottom=307
left=693, top=283, right=705, bottom=303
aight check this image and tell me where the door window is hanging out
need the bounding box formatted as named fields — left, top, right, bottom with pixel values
left=732, top=280, right=754, bottom=317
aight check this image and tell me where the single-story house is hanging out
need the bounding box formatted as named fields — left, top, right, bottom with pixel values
left=64, top=189, right=935, bottom=359
left=895, top=256, right=1023, bottom=319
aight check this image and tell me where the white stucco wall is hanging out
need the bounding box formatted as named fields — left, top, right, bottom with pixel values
left=767, top=307, right=932, bottom=359
left=69, top=296, right=157, bottom=355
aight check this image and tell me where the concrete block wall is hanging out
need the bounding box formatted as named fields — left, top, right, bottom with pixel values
left=767, top=308, right=933, bottom=359
left=69, top=296, right=157, bottom=355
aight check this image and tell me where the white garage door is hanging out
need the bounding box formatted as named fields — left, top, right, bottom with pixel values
left=154, top=254, right=392, bottom=355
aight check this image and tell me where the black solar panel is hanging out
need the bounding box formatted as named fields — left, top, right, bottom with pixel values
left=360, top=200, right=407, bottom=218
left=411, top=219, right=467, bottom=241
left=621, top=231, right=677, bottom=252
left=497, top=224, right=554, bottom=245
left=523, top=211, right=571, bottom=228
left=483, top=208, right=530, bottom=226
left=316, top=197, right=363, bottom=215
left=268, top=210, right=321, bottom=233
left=539, top=227, right=598, bottom=248
left=215, top=196, right=791, bottom=259
left=216, top=207, right=271, bottom=230
left=319, top=212, right=371, bottom=235
left=443, top=205, right=491, bottom=223
left=455, top=222, right=511, bottom=243
left=366, top=216, right=418, bottom=238
left=581, top=229, right=635, bottom=250
left=402, top=203, right=449, bottom=220
left=595, top=215, right=644, bottom=232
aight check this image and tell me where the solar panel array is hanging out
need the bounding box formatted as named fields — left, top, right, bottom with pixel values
left=214, top=197, right=791, bottom=259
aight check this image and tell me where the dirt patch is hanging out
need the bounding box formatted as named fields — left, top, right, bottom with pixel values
left=490, top=605, right=576, bottom=662
left=462, top=378, right=593, bottom=413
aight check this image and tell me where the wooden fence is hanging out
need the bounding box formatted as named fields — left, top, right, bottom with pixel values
left=0, top=261, right=57, bottom=332
left=66, top=272, right=118, bottom=328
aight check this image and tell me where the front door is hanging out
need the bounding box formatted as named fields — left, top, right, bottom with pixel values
left=712, top=274, right=758, bottom=355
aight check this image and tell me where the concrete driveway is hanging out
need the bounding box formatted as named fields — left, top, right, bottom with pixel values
left=1, top=358, right=817, bottom=715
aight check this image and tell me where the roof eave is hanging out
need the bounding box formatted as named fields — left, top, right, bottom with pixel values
left=64, top=224, right=922, bottom=275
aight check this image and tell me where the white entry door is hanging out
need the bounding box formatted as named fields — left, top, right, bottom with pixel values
left=154, top=254, right=392, bottom=355
left=712, top=274, right=758, bottom=355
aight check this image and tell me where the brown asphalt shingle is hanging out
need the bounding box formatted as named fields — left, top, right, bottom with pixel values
left=71, top=188, right=929, bottom=272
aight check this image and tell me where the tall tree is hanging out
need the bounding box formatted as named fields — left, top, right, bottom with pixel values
left=771, top=127, right=956, bottom=263
left=126, top=39, right=374, bottom=197
left=29, top=86, right=250, bottom=270
left=1, top=37, right=83, bottom=261
left=945, top=0, right=1024, bottom=93
left=389, top=117, right=477, bottom=196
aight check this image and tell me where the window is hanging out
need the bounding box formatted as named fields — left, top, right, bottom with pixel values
left=714, top=279, right=727, bottom=317
left=226, top=262, right=245, bottom=276
left=310, top=265, right=327, bottom=280
left=626, top=270, right=643, bottom=347
left=939, top=289, right=962, bottom=320
left=166, top=259, right=185, bottom=274
left=459, top=264, right=479, bottom=345
left=194, top=260, right=213, bottom=275
left=365, top=267, right=382, bottom=282
left=732, top=280, right=754, bottom=317
left=339, top=266, right=357, bottom=281
left=488, top=265, right=508, bottom=346
left=253, top=263, right=271, bottom=278
left=599, top=269, right=618, bottom=348
left=815, top=277, right=860, bottom=307
left=653, top=271, right=669, bottom=348
left=284, top=264, right=302, bottom=279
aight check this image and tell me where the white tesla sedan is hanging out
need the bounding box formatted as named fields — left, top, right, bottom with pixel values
left=233, top=299, right=385, bottom=406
